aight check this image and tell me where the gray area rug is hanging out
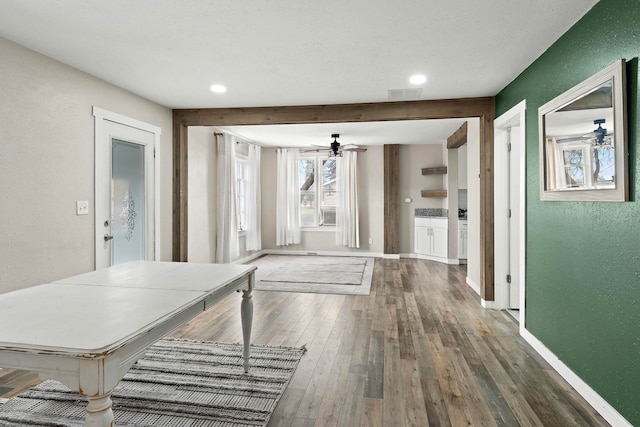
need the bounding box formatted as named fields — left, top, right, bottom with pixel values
left=0, top=339, right=305, bottom=426
left=251, top=255, right=375, bottom=295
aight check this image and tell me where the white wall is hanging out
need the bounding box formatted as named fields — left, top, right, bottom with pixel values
left=398, top=144, right=445, bottom=254
left=187, top=127, right=217, bottom=262
left=466, top=118, right=481, bottom=292
left=0, top=37, right=173, bottom=294
left=261, top=146, right=384, bottom=254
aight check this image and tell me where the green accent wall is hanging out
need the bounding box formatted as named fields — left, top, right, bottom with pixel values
left=496, top=0, right=639, bottom=424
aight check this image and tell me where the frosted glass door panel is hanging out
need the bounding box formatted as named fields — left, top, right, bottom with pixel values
left=112, top=139, right=145, bottom=265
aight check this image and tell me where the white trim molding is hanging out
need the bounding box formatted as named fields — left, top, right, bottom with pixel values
left=521, top=328, right=632, bottom=427
left=466, top=277, right=480, bottom=295
left=93, top=107, right=162, bottom=268
left=493, top=99, right=527, bottom=314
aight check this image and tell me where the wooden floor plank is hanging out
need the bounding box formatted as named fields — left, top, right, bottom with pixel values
left=360, top=398, right=383, bottom=427
left=0, top=258, right=611, bottom=427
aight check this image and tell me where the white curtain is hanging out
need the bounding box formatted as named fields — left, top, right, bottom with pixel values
left=336, top=151, right=359, bottom=248
left=245, top=144, right=262, bottom=251
left=276, top=148, right=301, bottom=246
left=215, top=133, right=239, bottom=263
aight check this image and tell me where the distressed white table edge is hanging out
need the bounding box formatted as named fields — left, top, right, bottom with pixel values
left=0, top=261, right=256, bottom=427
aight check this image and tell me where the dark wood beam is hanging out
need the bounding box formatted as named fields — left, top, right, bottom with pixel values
left=172, top=116, right=189, bottom=262
left=446, top=121, right=468, bottom=149
left=173, top=98, right=494, bottom=127
left=479, top=111, right=495, bottom=301
left=384, top=145, right=399, bottom=255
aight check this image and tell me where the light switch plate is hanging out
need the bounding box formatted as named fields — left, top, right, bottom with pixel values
left=76, top=200, right=89, bottom=215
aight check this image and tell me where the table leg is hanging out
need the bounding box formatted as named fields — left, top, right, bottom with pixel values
left=241, top=274, right=254, bottom=373
left=85, top=393, right=114, bottom=427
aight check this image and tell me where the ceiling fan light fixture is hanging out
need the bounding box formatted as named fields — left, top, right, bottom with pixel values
left=330, top=133, right=341, bottom=157
left=593, top=118, right=607, bottom=145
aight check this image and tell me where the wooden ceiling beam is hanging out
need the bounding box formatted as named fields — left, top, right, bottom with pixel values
left=446, top=121, right=468, bottom=149
left=173, top=98, right=494, bottom=127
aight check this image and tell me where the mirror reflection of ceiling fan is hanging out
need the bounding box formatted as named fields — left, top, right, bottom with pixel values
left=303, top=134, right=367, bottom=157
left=557, top=119, right=613, bottom=145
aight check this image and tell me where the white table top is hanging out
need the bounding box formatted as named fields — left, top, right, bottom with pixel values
left=53, top=261, right=255, bottom=292
left=0, top=261, right=256, bottom=357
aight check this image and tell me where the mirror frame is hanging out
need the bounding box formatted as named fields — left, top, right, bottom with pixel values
left=539, top=59, right=627, bottom=201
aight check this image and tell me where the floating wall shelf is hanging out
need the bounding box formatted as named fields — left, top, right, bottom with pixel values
left=422, top=166, right=447, bottom=175
left=421, top=190, right=448, bottom=198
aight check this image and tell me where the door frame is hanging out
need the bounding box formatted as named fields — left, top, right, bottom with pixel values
left=493, top=100, right=526, bottom=327
left=93, top=107, right=161, bottom=269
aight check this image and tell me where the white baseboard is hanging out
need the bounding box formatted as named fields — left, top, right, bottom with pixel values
left=232, top=251, right=266, bottom=265
left=413, top=253, right=458, bottom=264
left=466, top=277, right=480, bottom=295
left=481, top=299, right=502, bottom=309
left=382, top=253, right=400, bottom=259
left=521, top=328, right=632, bottom=427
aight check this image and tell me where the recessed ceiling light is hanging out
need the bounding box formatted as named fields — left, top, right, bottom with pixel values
left=210, top=84, right=227, bottom=93
left=409, top=74, right=427, bottom=85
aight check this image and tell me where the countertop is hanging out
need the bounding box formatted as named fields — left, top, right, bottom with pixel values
left=414, top=215, right=467, bottom=220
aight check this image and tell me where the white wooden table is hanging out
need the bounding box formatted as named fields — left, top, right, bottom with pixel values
left=0, top=261, right=256, bottom=426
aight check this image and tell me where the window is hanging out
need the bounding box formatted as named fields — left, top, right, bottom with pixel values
left=236, top=157, right=248, bottom=231
left=553, top=136, right=616, bottom=190
left=299, top=156, right=337, bottom=227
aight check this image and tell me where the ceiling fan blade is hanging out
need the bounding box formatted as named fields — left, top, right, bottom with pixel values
left=341, top=144, right=367, bottom=152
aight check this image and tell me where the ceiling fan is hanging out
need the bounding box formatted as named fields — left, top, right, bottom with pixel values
left=556, top=119, right=614, bottom=146
left=304, top=134, right=367, bottom=157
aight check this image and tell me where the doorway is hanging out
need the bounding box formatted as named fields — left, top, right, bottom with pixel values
left=493, top=101, right=526, bottom=323
left=93, top=107, right=161, bottom=269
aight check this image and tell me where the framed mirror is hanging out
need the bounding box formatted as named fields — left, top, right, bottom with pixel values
left=539, top=59, right=627, bottom=201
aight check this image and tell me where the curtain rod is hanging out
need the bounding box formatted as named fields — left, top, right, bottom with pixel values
left=214, top=131, right=247, bottom=144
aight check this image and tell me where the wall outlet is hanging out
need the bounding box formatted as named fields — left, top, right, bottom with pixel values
left=76, top=200, right=89, bottom=215
left=369, top=237, right=373, bottom=245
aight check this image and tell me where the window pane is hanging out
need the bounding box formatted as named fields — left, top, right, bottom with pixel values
left=592, top=145, right=615, bottom=184
left=298, top=157, right=339, bottom=227
left=236, top=159, right=248, bottom=231
left=299, top=159, right=315, bottom=191
left=563, top=149, right=584, bottom=186
left=300, top=190, right=316, bottom=226
left=322, top=158, right=337, bottom=183
left=321, top=159, right=337, bottom=226
left=321, top=207, right=336, bottom=226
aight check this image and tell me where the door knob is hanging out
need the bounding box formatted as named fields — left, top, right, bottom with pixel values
left=104, top=234, right=114, bottom=241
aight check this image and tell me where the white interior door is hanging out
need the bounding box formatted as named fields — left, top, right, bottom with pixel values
left=494, top=101, right=526, bottom=313
left=507, top=127, right=521, bottom=308
left=94, top=108, right=161, bottom=269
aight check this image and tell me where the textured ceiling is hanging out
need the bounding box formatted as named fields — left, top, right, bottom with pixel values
left=0, top=0, right=599, bottom=145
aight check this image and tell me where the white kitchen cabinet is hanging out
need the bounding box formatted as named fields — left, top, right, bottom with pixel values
left=458, top=220, right=468, bottom=259
left=414, top=217, right=448, bottom=261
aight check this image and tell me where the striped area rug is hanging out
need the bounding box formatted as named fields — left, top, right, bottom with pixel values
left=252, top=255, right=375, bottom=295
left=0, top=339, right=305, bottom=426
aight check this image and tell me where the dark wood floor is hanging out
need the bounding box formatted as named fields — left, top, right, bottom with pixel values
left=0, top=258, right=609, bottom=426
